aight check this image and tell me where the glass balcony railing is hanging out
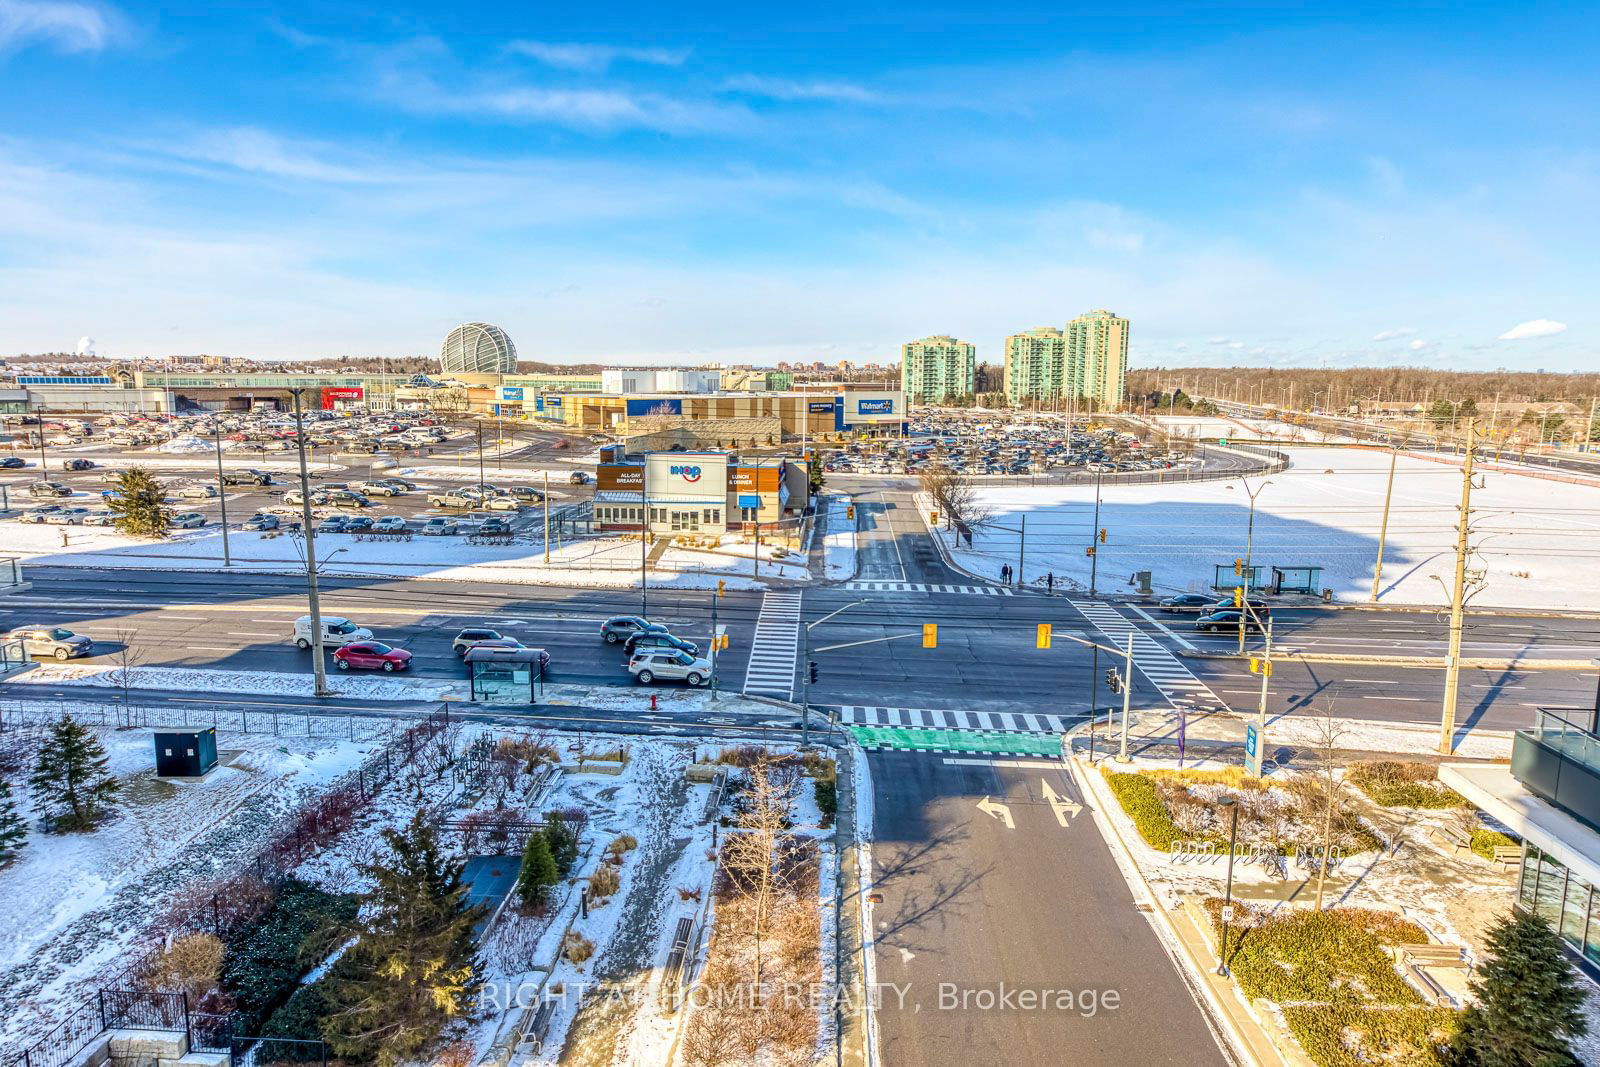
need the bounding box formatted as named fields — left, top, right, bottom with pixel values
left=1514, top=709, right=1600, bottom=833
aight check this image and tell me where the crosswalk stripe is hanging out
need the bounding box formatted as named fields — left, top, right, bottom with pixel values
left=743, top=591, right=803, bottom=700
left=826, top=705, right=1078, bottom=735
left=1068, top=598, right=1231, bottom=714
left=841, top=581, right=1014, bottom=597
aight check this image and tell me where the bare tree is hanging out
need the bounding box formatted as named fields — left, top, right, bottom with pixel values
left=110, top=626, right=143, bottom=726
left=717, top=760, right=797, bottom=990
left=917, top=461, right=990, bottom=537
left=1303, top=700, right=1351, bottom=910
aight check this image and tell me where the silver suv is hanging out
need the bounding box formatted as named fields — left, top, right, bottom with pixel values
left=4, top=625, right=94, bottom=660
left=628, top=649, right=712, bottom=686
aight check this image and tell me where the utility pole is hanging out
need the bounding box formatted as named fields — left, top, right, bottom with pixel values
left=1088, top=466, right=1103, bottom=598
left=1370, top=444, right=1398, bottom=602
left=640, top=479, right=649, bottom=619
left=290, top=389, right=330, bottom=697
left=213, top=424, right=231, bottom=567
left=1115, top=632, right=1134, bottom=763
left=1015, top=514, right=1026, bottom=589
left=1254, top=616, right=1273, bottom=777
left=1238, top=479, right=1272, bottom=653
left=476, top=421, right=485, bottom=491
left=1439, top=422, right=1478, bottom=755
left=542, top=470, right=550, bottom=564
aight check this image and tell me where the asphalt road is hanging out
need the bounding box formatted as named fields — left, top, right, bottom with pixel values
left=868, top=751, right=1228, bottom=1066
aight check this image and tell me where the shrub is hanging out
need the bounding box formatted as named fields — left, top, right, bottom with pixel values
left=715, top=745, right=772, bottom=767
left=516, top=832, right=559, bottom=907
left=589, top=864, right=621, bottom=900
left=1469, top=827, right=1516, bottom=861
left=1205, top=901, right=1426, bottom=1007
left=145, top=932, right=225, bottom=1003
left=814, top=779, right=837, bottom=826
left=1282, top=1003, right=1455, bottom=1067
left=1347, top=761, right=1466, bottom=809
left=608, top=833, right=638, bottom=855
left=563, top=931, right=595, bottom=964
left=219, top=879, right=359, bottom=1034
left=1102, top=768, right=1185, bottom=850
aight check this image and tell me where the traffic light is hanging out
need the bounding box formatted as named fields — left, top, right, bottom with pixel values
left=808, top=661, right=819, bottom=684
left=930, top=510, right=939, bottom=525
left=1233, top=587, right=1243, bottom=607
left=1234, top=558, right=1244, bottom=576
left=846, top=504, right=855, bottom=520
left=1098, top=528, right=1108, bottom=544
left=922, top=623, right=937, bottom=648
left=1036, top=623, right=1051, bottom=649
left=716, top=579, right=725, bottom=598
left=1085, top=546, right=1096, bottom=557
left=1105, top=668, right=1123, bottom=693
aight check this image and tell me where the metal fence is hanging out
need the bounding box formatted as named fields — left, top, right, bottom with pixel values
left=0, top=699, right=398, bottom=740
left=939, top=443, right=1288, bottom=489
left=11, top=991, right=189, bottom=1067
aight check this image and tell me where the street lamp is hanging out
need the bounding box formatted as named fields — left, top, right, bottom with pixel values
left=289, top=388, right=331, bottom=697
left=1215, top=795, right=1240, bottom=976
left=213, top=423, right=232, bottom=567
left=1228, top=479, right=1273, bottom=654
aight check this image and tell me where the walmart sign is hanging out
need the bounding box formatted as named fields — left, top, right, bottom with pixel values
left=857, top=398, right=895, bottom=415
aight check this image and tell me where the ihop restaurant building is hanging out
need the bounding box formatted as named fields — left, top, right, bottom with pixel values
left=592, top=450, right=810, bottom=535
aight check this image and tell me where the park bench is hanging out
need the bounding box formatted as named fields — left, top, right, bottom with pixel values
left=1427, top=823, right=1473, bottom=857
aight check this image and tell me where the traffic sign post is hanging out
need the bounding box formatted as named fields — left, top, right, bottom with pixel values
left=1244, top=723, right=1261, bottom=777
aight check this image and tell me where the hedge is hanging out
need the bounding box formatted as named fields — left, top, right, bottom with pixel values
left=1346, top=761, right=1467, bottom=809
left=1211, top=904, right=1426, bottom=1005
left=1102, top=768, right=1185, bottom=851
left=1281, top=1004, right=1455, bottom=1067
left=220, top=879, right=359, bottom=1035
left=1469, top=827, right=1516, bottom=861
left=813, top=779, right=837, bottom=826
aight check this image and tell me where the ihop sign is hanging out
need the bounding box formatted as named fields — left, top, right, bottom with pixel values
left=669, top=464, right=703, bottom=482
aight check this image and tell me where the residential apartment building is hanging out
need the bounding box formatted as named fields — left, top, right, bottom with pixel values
left=1002, top=311, right=1130, bottom=408
left=900, top=335, right=976, bottom=404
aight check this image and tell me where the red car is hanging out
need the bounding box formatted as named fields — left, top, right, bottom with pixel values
left=332, top=641, right=413, bottom=672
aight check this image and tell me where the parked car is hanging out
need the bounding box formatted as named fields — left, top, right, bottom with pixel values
left=0, top=456, right=24, bottom=468
left=292, top=615, right=371, bottom=649
left=18, top=507, right=62, bottom=523
left=284, top=490, right=330, bottom=506
left=628, top=649, right=711, bottom=686
left=420, top=517, right=459, bottom=536
left=242, top=513, right=280, bottom=530
left=477, top=517, right=512, bottom=535
left=316, top=516, right=349, bottom=534
left=1195, top=610, right=1264, bottom=633
left=352, top=480, right=403, bottom=496
left=172, top=512, right=207, bottom=529
left=371, top=516, right=408, bottom=533
left=379, top=478, right=417, bottom=492
left=508, top=486, right=544, bottom=502
left=62, top=458, right=95, bottom=471
left=1159, top=593, right=1215, bottom=612
left=173, top=484, right=218, bottom=500
left=27, top=481, right=71, bottom=497
left=221, top=470, right=273, bottom=486
left=342, top=515, right=374, bottom=532
left=332, top=641, right=413, bottom=672
left=484, top=496, right=521, bottom=511
left=4, top=625, right=93, bottom=660
left=624, top=630, right=700, bottom=657
left=568, top=471, right=589, bottom=485
left=325, top=489, right=371, bottom=507
left=42, top=507, right=92, bottom=525
left=82, top=512, right=116, bottom=526
left=601, top=615, right=667, bottom=644
left=427, top=491, right=477, bottom=509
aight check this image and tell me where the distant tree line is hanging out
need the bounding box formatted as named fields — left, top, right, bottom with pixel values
left=1131, top=366, right=1600, bottom=409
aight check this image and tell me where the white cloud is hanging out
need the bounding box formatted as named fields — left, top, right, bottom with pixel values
left=0, top=0, right=120, bottom=54
left=1407, top=338, right=1428, bottom=350
left=1497, top=318, right=1567, bottom=341
left=720, top=74, right=877, bottom=104
left=504, top=40, right=689, bottom=72
left=153, top=127, right=380, bottom=184
left=1371, top=327, right=1416, bottom=341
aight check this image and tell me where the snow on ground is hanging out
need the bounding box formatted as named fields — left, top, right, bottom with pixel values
left=823, top=495, right=858, bottom=581
left=1, top=520, right=803, bottom=591
left=2, top=664, right=467, bottom=701
left=0, top=724, right=380, bottom=1047
left=542, top=683, right=793, bottom=718
left=941, top=444, right=1600, bottom=610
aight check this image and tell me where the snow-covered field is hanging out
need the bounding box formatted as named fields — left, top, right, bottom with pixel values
left=1, top=520, right=805, bottom=591
left=823, top=495, right=858, bottom=581
left=940, top=445, right=1600, bottom=610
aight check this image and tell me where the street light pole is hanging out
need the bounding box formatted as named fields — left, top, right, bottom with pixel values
left=290, top=389, right=330, bottom=697
left=1089, top=466, right=1103, bottom=598
left=1438, top=422, right=1477, bottom=755
left=640, top=480, right=649, bottom=619
left=1238, top=479, right=1272, bottom=654
left=1370, top=445, right=1398, bottom=602
left=1215, top=796, right=1239, bottom=975
left=1116, top=632, right=1134, bottom=763
left=213, top=424, right=231, bottom=567
left=1254, top=616, right=1273, bottom=777
left=542, top=470, right=550, bottom=565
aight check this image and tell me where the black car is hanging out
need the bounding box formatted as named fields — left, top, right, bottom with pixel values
left=27, top=481, right=71, bottom=497
left=222, top=469, right=273, bottom=486
left=0, top=457, right=24, bottom=468
left=624, top=630, right=700, bottom=656
left=477, top=518, right=512, bottom=535
left=62, top=458, right=95, bottom=471
left=343, top=515, right=374, bottom=532
left=1196, top=610, right=1265, bottom=633
left=1159, top=593, right=1214, bottom=612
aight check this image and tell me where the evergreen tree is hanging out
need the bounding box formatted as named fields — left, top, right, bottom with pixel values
left=320, top=813, right=484, bottom=1067
left=516, top=830, right=559, bottom=906
left=30, top=714, right=120, bottom=832
left=1428, top=398, right=1458, bottom=427
left=0, top=777, right=26, bottom=866
left=107, top=467, right=173, bottom=538
left=1451, top=909, right=1588, bottom=1066
left=542, top=815, right=578, bottom=877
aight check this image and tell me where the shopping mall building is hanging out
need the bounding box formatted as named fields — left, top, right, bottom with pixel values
left=590, top=448, right=809, bottom=536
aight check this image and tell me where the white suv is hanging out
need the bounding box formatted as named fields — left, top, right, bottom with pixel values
left=628, top=649, right=712, bottom=686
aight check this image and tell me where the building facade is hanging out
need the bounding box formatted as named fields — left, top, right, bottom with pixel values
left=900, top=336, right=976, bottom=404
left=440, top=323, right=518, bottom=374
left=1002, top=328, right=1068, bottom=405
left=1066, top=309, right=1129, bottom=408
left=591, top=449, right=809, bottom=536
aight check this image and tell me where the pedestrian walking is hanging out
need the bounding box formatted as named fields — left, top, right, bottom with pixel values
left=1046, top=571, right=1055, bottom=593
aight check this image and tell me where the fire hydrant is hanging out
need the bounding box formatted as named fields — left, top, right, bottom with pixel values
left=650, top=694, right=658, bottom=711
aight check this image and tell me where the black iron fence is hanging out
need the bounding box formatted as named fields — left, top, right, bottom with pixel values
left=11, top=991, right=188, bottom=1067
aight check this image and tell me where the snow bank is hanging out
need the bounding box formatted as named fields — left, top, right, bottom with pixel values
left=824, top=495, right=858, bottom=581
left=3, top=664, right=466, bottom=701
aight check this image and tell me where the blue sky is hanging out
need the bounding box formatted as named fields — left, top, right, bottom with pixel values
left=0, top=2, right=1595, bottom=369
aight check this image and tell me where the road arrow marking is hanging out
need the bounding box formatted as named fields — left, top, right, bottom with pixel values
left=976, top=795, right=1015, bottom=829
left=1040, top=780, right=1082, bottom=827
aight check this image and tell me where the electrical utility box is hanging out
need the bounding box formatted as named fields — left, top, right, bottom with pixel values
left=154, top=727, right=218, bottom=778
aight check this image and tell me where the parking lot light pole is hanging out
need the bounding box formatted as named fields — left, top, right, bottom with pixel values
left=1236, top=478, right=1273, bottom=654
left=542, top=470, right=550, bottom=565
left=1215, top=795, right=1240, bottom=975
left=290, top=389, right=330, bottom=697
left=213, top=424, right=231, bottom=567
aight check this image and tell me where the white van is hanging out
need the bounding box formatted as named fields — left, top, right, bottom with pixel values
left=293, top=615, right=372, bottom=649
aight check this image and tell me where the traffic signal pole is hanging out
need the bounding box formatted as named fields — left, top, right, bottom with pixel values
left=1116, top=632, right=1134, bottom=763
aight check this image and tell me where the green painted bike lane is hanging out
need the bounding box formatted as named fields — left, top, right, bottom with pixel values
left=847, top=725, right=1063, bottom=757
